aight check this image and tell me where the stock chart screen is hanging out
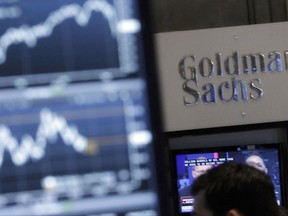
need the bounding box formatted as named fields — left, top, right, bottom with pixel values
left=0, top=0, right=162, bottom=215
left=0, top=0, right=142, bottom=87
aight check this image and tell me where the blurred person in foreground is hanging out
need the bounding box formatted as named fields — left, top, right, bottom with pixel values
left=191, top=162, right=279, bottom=216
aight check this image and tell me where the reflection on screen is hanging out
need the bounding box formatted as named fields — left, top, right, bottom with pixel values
left=0, top=0, right=160, bottom=215
left=175, top=146, right=282, bottom=214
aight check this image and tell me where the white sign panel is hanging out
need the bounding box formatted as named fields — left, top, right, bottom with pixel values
left=155, top=22, right=288, bottom=132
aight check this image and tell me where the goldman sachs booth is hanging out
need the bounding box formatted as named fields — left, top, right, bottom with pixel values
left=154, top=8, right=288, bottom=216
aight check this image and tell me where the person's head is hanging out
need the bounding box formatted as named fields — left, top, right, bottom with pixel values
left=191, top=162, right=279, bottom=216
left=192, top=164, right=213, bottom=179
left=191, top=156, right=213, bottom=179
left=245, top=153, right=268, bottom=174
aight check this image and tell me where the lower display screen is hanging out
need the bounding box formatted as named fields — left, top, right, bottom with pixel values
left=174, top=144, right=282, bottom=214
left=0, top=80, right=158, bottom=216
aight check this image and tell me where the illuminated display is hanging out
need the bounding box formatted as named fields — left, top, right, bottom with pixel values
left=0, top=0, right=162, bottom=215
left=173, top=145, right=283, bottom=215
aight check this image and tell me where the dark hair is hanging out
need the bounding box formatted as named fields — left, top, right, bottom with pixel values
left=191, top=162, right=279, bottom=216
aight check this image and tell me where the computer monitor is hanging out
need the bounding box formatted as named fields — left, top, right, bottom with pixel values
left=172, top=143, right=283, bottom=215
left=0, top=0, right=166, bottom=215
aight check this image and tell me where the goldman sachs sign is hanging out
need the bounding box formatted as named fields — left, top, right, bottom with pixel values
left=178, top=51, right=285, bottom=106
left=155, top=22, right=288, bottom=132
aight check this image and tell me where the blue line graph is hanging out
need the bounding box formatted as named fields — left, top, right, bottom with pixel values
left=0, top=0, right=117, bottom=65
left=0, top=0, right=145, bottom=86
left=0, top=108, right=88, bottom=167
left=0, top=80, right=152, bottom=202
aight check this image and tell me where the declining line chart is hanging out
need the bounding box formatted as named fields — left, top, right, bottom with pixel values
left=0, top=108, right=88, bottom=167
left=0, top=0, right=117, bottom=65
left=0, top=0, right=141, bottom=87
left=0, top=0, right=159, bottom=214
left=0, top=80, right=153, bottom=207
left=0, top=104, right=125, bottom=170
